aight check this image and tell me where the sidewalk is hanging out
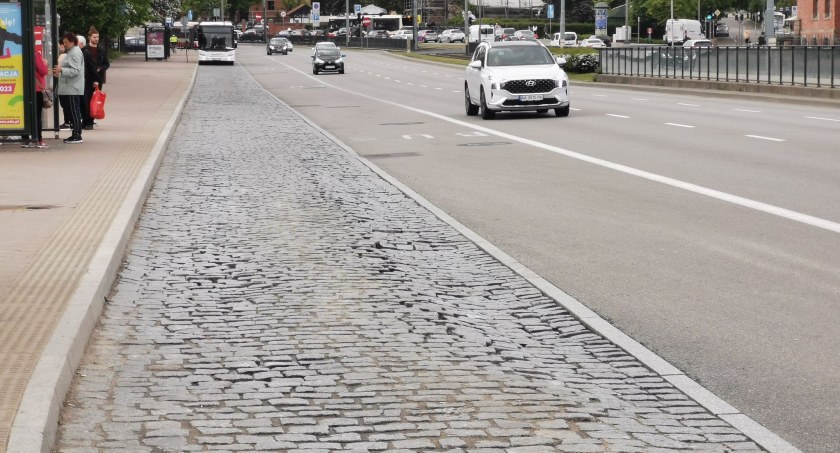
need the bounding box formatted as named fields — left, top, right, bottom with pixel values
left=0, top=53, right=196, bottom=452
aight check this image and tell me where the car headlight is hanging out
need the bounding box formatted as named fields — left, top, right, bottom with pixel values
left=315, top=58, right=324, bottom=64
left=335, top=58, right=343, bottom=63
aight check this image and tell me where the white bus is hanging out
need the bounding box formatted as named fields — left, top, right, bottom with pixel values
left=773, top=11, right=786, bottom=34
left=196, top=21, right=236, bottom=64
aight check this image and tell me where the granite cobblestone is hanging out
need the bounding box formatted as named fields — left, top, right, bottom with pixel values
left=55, top=64, right=763, bottom=451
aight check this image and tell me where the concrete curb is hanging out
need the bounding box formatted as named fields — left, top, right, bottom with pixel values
left=243, top=64, right=802, bottom=453
left=6, top=64, right=198, bottom=453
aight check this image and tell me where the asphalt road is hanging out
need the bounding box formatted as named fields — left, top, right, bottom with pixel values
left=236, top=44, right=840, bottom=452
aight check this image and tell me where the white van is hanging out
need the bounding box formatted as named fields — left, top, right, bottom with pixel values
left=664, top=19, right=703, bottom=45
left=468, top=25, right=496, bottom=43
left=549, top=31, right=577, bottom=47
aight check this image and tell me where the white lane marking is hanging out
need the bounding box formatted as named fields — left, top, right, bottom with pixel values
left=384, top=76, right=391, bottom=80
left=806, top=116, right=840, bottom=122
left=436, top=87, right=442, bottom=90
left=665, top=123, right=695, bottom=128
left=394, top=80, right=401, bottom=83
left=734, top=108, right=761, bottom=113
left=271, top=60, right=840, bottom=235
left=678, top=103, right=700, bottom=107
left=456, top=131, right=489, bottom=137
left=402, top=134, right=434, bottom=140
left=631, top=98, right=648, bottom=101
left=452, top=90, right=461, bottom=93
left=570, top=108, right=582, bottom=111
left=746, top=135, right=785, bottom=142
left=593, top=94, right=607, bottom=97
left=607, top=114, right=630, bottom=118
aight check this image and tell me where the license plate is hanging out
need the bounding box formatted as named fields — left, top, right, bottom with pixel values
left=324, top=65, right=334, bottom=69
left=520, top=94, right=544, bottom=101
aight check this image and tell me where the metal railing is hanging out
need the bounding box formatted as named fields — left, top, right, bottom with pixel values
left=285, top=35, right=416, bottom=51
left=598, top=46, right=840, bottom=88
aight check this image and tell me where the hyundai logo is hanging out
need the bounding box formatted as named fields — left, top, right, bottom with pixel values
left=525, top=80, right=536, bottom=87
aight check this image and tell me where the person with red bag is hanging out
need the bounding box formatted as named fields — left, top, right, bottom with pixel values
left=81, top=27, right=109, bottom=129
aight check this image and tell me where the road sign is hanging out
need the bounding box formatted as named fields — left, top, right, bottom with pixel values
left=312, top=2, right=320, bottom=11
left=362, top=16, right=371, bottom=26
left=546, top=4, right=554, bottom=19
left=714, top=9, right=721, bottom=16
left=354, top=4, right=361, bottom=14
left=312, top=13, right=320, bottom=22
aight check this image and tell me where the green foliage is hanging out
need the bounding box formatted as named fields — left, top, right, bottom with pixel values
left=57, top=0, right=155, bottom=43
left=551, top=47, right=600, bottom=73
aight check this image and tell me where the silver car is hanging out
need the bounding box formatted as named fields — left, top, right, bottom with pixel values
left=465, top=40, right=571, bottom=119
left=439, top=29, right=465, bottom=43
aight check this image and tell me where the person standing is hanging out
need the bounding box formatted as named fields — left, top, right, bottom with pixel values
left=56, top=41, right=73, bottom=130
left=81, top=28, right=108, bottom=129
left=24, top=50, right=50, bottom=148
left=53, top=32, right=84, bottom=144
left=744, top=29, right=751, bottom=45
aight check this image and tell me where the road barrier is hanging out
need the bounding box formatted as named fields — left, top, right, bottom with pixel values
left=598, top=45, right=840, bottom=88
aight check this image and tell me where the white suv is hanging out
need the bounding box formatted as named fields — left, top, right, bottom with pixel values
left=465, top=40, right=571, bottom=119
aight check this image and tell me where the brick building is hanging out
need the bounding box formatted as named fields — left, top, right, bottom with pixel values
left=796, top=0, right=840, bottom=44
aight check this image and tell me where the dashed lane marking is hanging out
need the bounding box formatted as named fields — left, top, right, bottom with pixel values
left=746, top=135, right=785, bottom=142
left=665, top=123, right=695, bottom=128
left=806, top=116, right=840, bottom=122
left=606, top=114, right=630, bottom=118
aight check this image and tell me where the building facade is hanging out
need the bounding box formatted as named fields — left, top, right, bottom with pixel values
left=797, top=0, right=840, bottom=43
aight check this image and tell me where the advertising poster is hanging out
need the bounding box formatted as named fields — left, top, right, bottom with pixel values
left=0, top=2, right=25, bottom=130
left=146, top=29, right=165, bottom=58
left=595, top=9, right=608, bottom=35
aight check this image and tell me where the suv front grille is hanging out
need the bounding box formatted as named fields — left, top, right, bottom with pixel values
left=502, top=79, right=557, bottom=94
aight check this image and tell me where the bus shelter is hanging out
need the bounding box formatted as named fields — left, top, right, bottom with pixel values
left=1, top=0, right=60, bottom=142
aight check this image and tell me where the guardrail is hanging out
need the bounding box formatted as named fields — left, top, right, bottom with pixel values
left=598, top=46, right=840, bottom=88
left=283, top=35, right=416, bottom=51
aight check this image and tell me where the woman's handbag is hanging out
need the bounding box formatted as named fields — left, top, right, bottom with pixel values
left=42, top=88, right=53, bottom=108
left=36, top=77, right=52, bottom=108
left=90, top=87, right=106, bottom=120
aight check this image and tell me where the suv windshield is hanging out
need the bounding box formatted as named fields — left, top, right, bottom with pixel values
left=487, top=46, right=554, bottom=66
left=318, top=49, right=340, bottom=57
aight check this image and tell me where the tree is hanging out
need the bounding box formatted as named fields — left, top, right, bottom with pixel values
left=57, top=0, right=156, bottom=43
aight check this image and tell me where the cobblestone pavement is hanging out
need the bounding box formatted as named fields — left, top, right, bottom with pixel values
left=56, top=64, right=763, bottom=452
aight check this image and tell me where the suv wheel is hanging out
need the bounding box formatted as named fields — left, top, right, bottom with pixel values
left=480, top=89, right=495, bottom=120
left=465, top=85, right=479, bottom=116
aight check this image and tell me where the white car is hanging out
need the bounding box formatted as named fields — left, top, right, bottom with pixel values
left=439, top=28, right=465, bottom=43
left=311, top=41, right=336, bottom=56
left=390, top=29, right=413, bottom=40
left=549, top=31, right=578, bottom=47
left=579, top=37, right=606, bottom=48
left=465, top=40, right=571, bottom=119
left=683, top=38, right=712, bottom=48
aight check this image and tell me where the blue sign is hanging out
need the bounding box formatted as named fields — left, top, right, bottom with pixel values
left=547, top=4, right=554, bottom=19
left=188, top=10, right=193, bottom=20
left=313, top=13, right=320, bottom=21
left=354, top=4, right=361, bottom=14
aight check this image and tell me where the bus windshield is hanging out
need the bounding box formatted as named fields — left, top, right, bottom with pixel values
left=198, top=25, right=234, bottom=51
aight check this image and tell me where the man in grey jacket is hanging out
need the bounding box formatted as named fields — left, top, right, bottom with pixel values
left=52, top=32, right=85, bottom=144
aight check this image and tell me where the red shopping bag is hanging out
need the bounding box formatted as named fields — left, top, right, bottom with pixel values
left=90, top=87, right=106, bottom=120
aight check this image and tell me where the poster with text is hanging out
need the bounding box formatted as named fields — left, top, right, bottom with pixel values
left=146, top=30, right=165, bottom=58
left=0, top=2, right=25, bottom=130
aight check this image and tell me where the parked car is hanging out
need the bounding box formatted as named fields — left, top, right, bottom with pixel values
left=368, top=29, right=390, bottom=38
left=390, top=29, right=414, bottom=40
left=417, top=29, right=439, bottom=42
left=266, top=37, right=291, bottom=55
left=495, top=27, right=516, bottom=41
left=579, top=37, right=606, bottom=47
left=549, top=31, right=578, bottom=47
left=124, top=36, right=145, bottom=53
left=312, top=47, right=346, bottom=74
left=715, top=24, right=730, bottom=37
left=465, top=40, right=570, bottom=119
left=683, top=38, right=712, bottom=47
left=512, top=29, right=538, bottom=40
left=439, top=28, right=466, bottom=43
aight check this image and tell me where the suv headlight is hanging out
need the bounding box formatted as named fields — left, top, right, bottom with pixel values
left=335, top=58, right=343, bottom=63
left=314, top=58, right=324, bottom=64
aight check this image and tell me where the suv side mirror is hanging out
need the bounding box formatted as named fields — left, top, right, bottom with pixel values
left=556, top=57, right=566, bottom=66
left=468, top=60, right=482, bottom=69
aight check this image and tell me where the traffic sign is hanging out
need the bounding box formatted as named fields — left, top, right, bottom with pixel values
left=354, top=4, right=361, bottom=14
left=362, top=16, right=371, bottom=26
left=280, top=11, right=286, bottom=17
left=714, top=9, right=721, bottom=16
left=312, top=2, right=320, bottom=11
left=546, top=4, right=554, bottom=19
